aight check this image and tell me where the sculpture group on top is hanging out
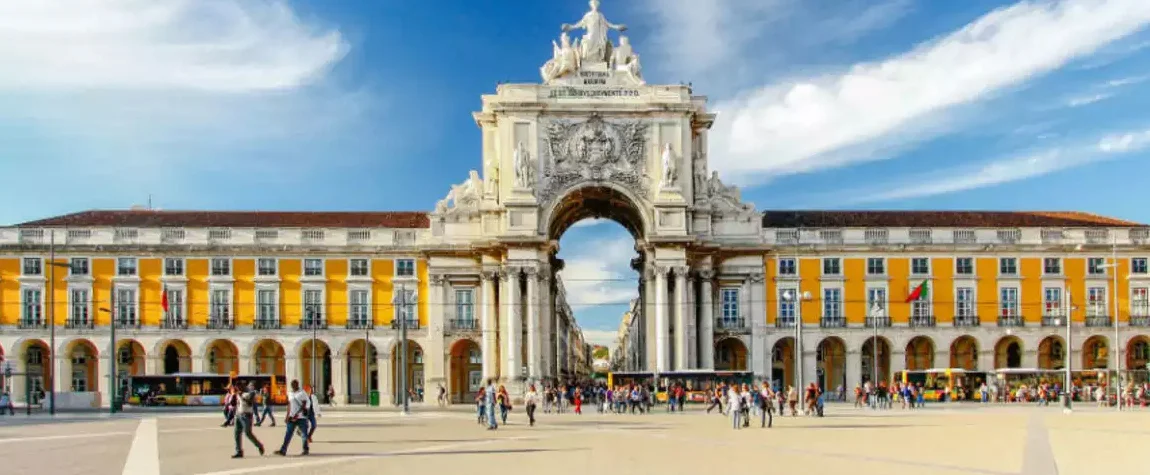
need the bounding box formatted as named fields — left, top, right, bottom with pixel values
left=541, top=0, right=643, bottom=84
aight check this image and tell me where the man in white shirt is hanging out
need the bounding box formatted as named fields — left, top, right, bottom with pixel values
left=275, top=380, right=310, bottom=456
left=233, top=382, right=265, bottom=458
left=727, top=386, right=742, bottom=429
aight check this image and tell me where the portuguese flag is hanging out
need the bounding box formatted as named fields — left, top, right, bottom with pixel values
left=905, top=280, right=929, bottom=303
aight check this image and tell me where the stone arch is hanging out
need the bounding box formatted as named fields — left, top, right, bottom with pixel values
left=715, top=337, right=749, bottom=371
left=204, top=339, right=240, bottom=375
left=544, top=183, right=651, bottom=240
left=1038, top=336, right=1066, bottom=370
left=298, top=339, right=332, bottom=394
left=63, top=339, right=100, bottom=393
left=1082, top=335, right=1109, bottom=369
left=905, top=336, right=934, bottom=371
left=391, top=340, right=424, bottom=403
left=816, top=337, right=846, bottom=391
left=861, top=336, right=892, bottom=384
left=448, top=339, right=482, bottom=403
left=949, top=335, right=979, bottom=371
left=115, top=339, right=147, bottom=377
left=1125, top=335, right=1150, bottom=371
left=770, top=337, right=795, bottom=388
left=158, top=339, right=192, bottom=374
left=12, top=339, right=50, bottom=405
left=252, top=339, right=286, bottom=376
left=994, top=336, right=1024, bottom=369
left=342, top=339, right=377, bottom=404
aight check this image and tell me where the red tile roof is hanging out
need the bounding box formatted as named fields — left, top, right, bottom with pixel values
left=761, top=210, right=1143, bottom=228
left=17, top=210, right=430, bottom=229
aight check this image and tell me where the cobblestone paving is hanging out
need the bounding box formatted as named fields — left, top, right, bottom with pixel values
left=1, top=405, right=1147, bottom=475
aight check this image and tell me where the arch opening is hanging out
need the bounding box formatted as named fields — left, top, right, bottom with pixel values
left=546, top=185, right=647, bottom=241
left=861, top=336, right=891, bottom=385
left=1083, top=336, right=1109, bottom=369
left=449, top=339, right=481, bottom=403
left=161, top=340, right=192, bottom=375
left=64, top=339, right=99, bottom=394
left=715, top=338, right=748, bottom=371
left=817, top=337, right=846, bottom=392
left=949, top=336, right=978, bottom=371
left=1038, top=336, right=1065, bottom=370
left=771, top=338, right=795, bottom=388
left=994, top=336, right=1023, bottom=369
left=905, top=336, right=935, bottom=371
left=299, top=339, right=332, bottom=397
left=392, top=340, right=424, bottom=404
left=343, top=339, right=376, bottom=404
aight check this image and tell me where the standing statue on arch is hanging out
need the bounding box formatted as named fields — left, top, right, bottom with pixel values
left=562, top=0, right=627, bottom=64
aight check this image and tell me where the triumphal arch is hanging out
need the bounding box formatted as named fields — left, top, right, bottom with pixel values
left=428, top=0, right=762, bottom=393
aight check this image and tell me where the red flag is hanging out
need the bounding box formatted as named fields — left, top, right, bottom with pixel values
left=161, top=284, right=170, bottom=313
left=904, top=279, right=929, bottom=303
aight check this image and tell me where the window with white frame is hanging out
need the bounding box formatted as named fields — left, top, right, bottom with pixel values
left=1132, top=288, right=1149, bottom=316
left=166, top=288, right=184, bottom=323
left=778, top=289, right=796, bottom=325
left=210, top=258, right=231, bottom=277
left=257, top=289, right=278, bottom=323
left=350, top=289, right=370, bottom=325
left=116, top=258, right=137, bottom=276
left=822, top=288, right=842, bottom=322
left=956, top=287, right=975, bottom=320
left=69, top=258, right=89, bottom=276
left=396, top=288, right=417, bottom=323
left=911, top=258, right=930, bottom=275
left=468, top=349, right=481, bottom=365
left=22, top=257, right=42, bottom=276
left=257, top=258, right=277, bottom=276
left=1043, top=287, right=1062, bottom=316
left=1043, top=258, right=1062, bottom=275
left=164, top=258, right=184, bottom=276
left=22, top=288, right=42, bottom=324
left=115, top=288, right=137, bottom=325
left=999, top=258, right=1018, bottom=276
left=350, top=259, right=370, bottom=277
left=455, top=289, right=474, bottom=324
left=911, top=286, right=932, bottom=321
left=396, top=259, right=416, bottom=278
left=304, top=288, right=324, bottom=324
left=1087, top=258, right=1106, bottom=276
left=955, top=257, right=974, bottom=276
left=720, top=288, right=740, bottom=326
left=69, top=288, right=90, bottom=325
left=866, top=288, right=886, bottom=317
left=822, top=258, right=841, bottom=276
left=1133, top=258, right=1148, bottom=275
left=303, top=259, right=324, bottom=277
left=999, top=287, right=1019, bottom=319
left=1087, top=287, right=1107, bottom=316
left=210, top=289, right=232, bottom=323
left=866, top=258, right=885, bottom=275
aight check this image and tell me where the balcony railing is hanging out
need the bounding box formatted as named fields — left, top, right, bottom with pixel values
left=1130, top=315, right=1150, bottom=327
left=717, top=317, right=748, bottom=330
left=18, top=318, right=46, bottom=329
left=910, top=315, right=936, bottom=327
left=161, top=318, right=188, bottom=330
left=345, top=319, right=373, bottom=330
left=953, top=316, right=980, bottom=327
left=819, top=317, right=846, bottom=328
left=1041, top=315, right=1067, bottom=327
left=449, top=318, right=479, bottom=331
left=254, top=319, right=282, bottom=330
left=1085, top=316, right=1111, bottom=327
left=300, top=319, right=328, bottom=331
left=864, top=317, right=891, bottom=328
left=390, top=318, right=420, bottom=330
left=997, top=316, right=1024, bottom=327
left=775, top=318, right=797, bottom=328
left=65, top=319, right=94, bottom=330
left=114, top=319, right=141, bottom=330
left=207, top=317, right=234, bottom=330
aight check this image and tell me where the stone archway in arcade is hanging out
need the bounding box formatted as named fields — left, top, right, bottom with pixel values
left=391, top=340, right=424, bottom=404
left=18, top=339, right=51, bottom=405
left=817, top=337, right=846, bottom=392
left=995, top=336, right=1024, bottom=369
left=771, top=338, right=795, bottom=388
left=299, top=339, right=333, bottom=396
left=905, top=337, right=935, bottom=371
left=1038, top=336, right=1066, bottom=370
left=253, top=340, right=286, bottom=376
left=715, top=338, right=748, bottom=371
left=861, top=336, right=891, bottom=385
left=117, top=340, right=147, bottom=378
left=1083, top=336, right=1109, bottom=369
left=949, top=336, right=978, bottom=371
left=205, top=339, right=240, bottom=375
left=160, top=340, right=192, bottom=374
left=64, top=339, right=99, bottom=394
left=1127, top=337, right=1150, bottom=384
left=449, top=339, right=482, bottom=403
left=343, top=339, right=377, bottom=404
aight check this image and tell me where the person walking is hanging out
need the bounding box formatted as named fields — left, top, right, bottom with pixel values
left=232, top=382, right=265, bottom=458
left=222, top=385, right=238, bottom=427
left=256, top=384, right=276, bottom=427
left=525, top=384, right=539, bottom=427
left=497, top=385, right=510, bottom=425
left=759, top=383, right=773, bottom=428
left=484, top=379, right=499, bottom=430
left=727, top=385, right=742, bottom=429
left=0, top=390, right=14, bottom=416
left=475, top=387, right=487, bottom=425
left=275, top=380, right=310, bottom=457
left=305, top=385, right=321, bottom=443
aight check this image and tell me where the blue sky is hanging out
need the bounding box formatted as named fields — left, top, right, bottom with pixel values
left=3, top=0, right=1150, bottom=346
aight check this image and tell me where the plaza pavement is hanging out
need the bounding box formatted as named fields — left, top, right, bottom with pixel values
left=0, top=404, right=1147, bottom=475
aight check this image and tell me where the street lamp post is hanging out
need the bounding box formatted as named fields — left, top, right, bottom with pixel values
left=399, top=284, right=410, bottom=415
left=47, top=232, right=56, bottom=416
left=1063, top=290, right=1074, bottom=412
left=100, top=290, right=117, bottom=414
left=1100, top=237, right=1123, bottom=411
left=784, top=290, right=811, bottom=394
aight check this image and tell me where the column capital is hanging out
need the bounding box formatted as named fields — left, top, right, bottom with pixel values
left=499, top=266, right=519, bottom=279
left=671, top=265, right=691, bottom=277
left=749, top=272, right=766, bottom=283
left=698, top=269, right=715, bottom=280
left=523, top=266, right=538, bottom=277
left=430, top=274, right=448, bottom=286
left=481, top=269, right=499, bottom=281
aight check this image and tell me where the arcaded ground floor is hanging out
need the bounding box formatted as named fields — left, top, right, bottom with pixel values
left=1, top=404, right=1148, bottom=475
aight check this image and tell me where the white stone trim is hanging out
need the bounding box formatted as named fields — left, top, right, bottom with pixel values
left=301, top=257, right=326, bottom=283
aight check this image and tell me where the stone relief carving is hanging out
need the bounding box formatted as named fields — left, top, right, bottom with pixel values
left=696, top=170, right=754, bottom=215
left=513, top=141, right=536, bottom=189
left=660, top=143, right=677, bottom=187
left=434, top=170, right=484, bottom=215
left=561, top=0, right=626, bottom=64
left=536, top=114, right=650, bottom=204
left=540, top=32, right=581, bottom=83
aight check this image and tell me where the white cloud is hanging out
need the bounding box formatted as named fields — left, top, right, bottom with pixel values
left=702, top=0, right=1150, bottom=183
left=840, top=126, right=1150, bottom=203
left=558, top=235, right=638, bottom=310
left=0, top=0, right=347, bottom=92
left=581, top=330, right=620, bottom=349
left=1064, top=92, right=1114, bottom=107
left=1103, top=75, right=1150, bottom=88
left=570, top=218, right=610, bottom=229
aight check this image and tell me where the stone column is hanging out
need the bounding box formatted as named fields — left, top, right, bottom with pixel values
left=673, top=266, right=688, bottom=371
left=97, top=353, right=110, bottom=407
left=654, top=265, right=669, bottom=373
left=526, top=267, right=540, bottom=382
left=426, top=275, right=447, bottom=392
left=890, top=350, right=907, bottom=379
left=802, top=348, right=818, bottom=391
left=846, top=350, right=862, bottom=394
left=376, top=352, right=391, bottom=407
left=53, top=354, right=67, bottom=404
left=978, top=350, right=994, bottom=373
left=330, top=355, right=346, bottom=404
left=502, top=267, right=522, bottom=382
left=480, top=271, right=498, bottom=381
left=699, top=270, right=715, bottom=370
left=644, top=266, right=657, bottom=372
left=146, top=356, right=160, bottom=375
left=538, top=271, right=554, bottom=381
left=750, top=273, right=768, bottom=379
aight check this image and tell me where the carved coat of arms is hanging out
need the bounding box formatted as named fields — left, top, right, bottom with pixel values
left=536, top=114, right=650, bottom=203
